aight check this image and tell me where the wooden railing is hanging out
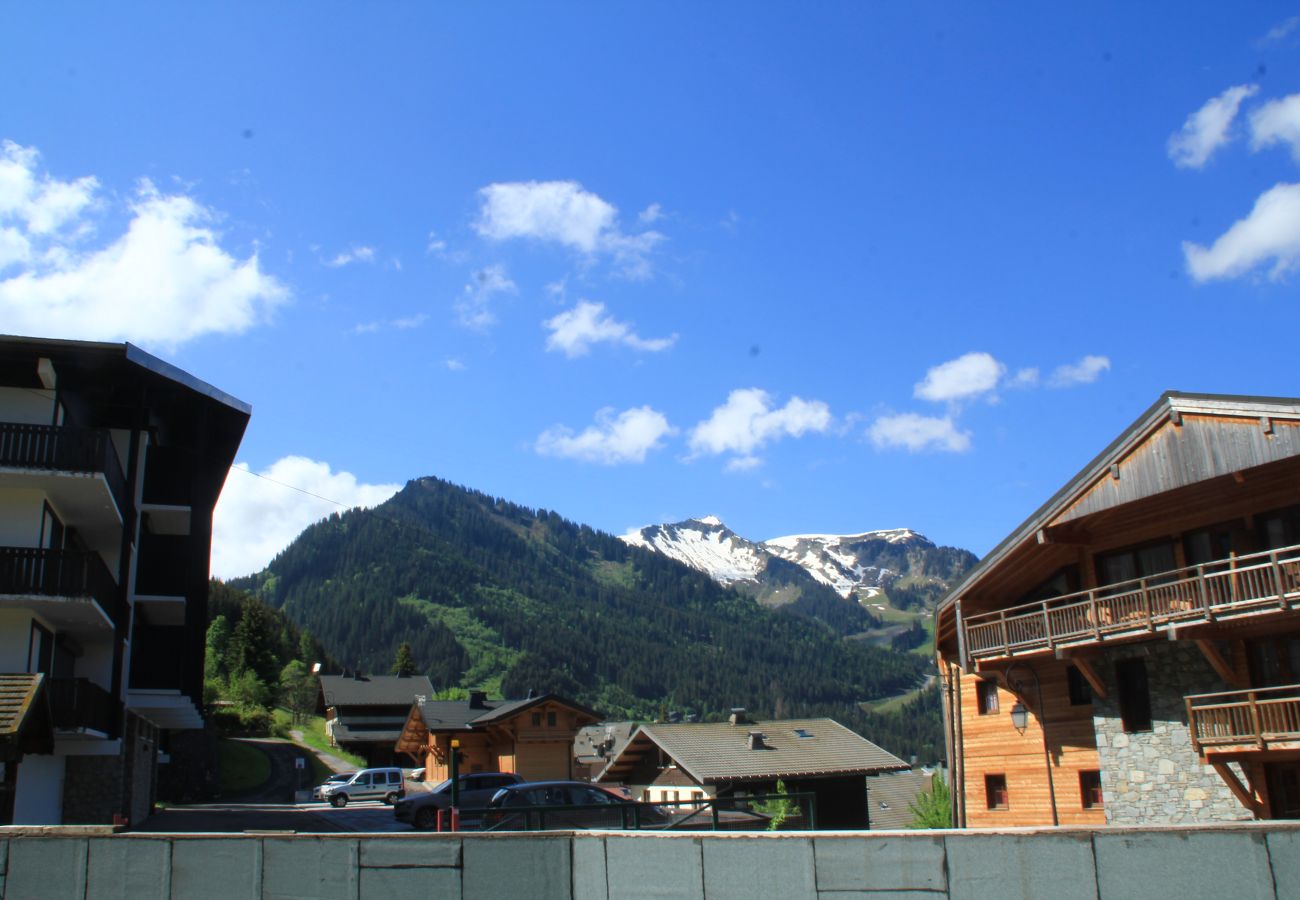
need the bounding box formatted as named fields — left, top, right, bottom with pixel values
left=963, top=544, right=1300, bottom=660
left=1186, top=685, right=1300, bottom=754
left=0, top=547, right=124, bottom=628
left=0, top=422, right=128, bottom=515
left=49, top=677, right=119, bottom=736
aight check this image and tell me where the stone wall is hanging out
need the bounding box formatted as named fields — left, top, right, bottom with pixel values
left=1, top=823, right=1299, bottom=899
left=61, top=712, right=158, bottom=825
left=1093, top=640, right=1250, bottom=825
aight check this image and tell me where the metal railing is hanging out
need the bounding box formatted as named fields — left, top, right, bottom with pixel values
left=1186, top=685, right=1300, bottom=754
left=470, top=792, right=817, bottom=832
left=0, top=547, right=123, bottom=628
left=962, top=544, right=1300, bottom=660
left=49, top=677, right=118, bottom=735
left=0, top=422, right=128, bottom=515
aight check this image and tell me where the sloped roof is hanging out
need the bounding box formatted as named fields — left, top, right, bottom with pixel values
left=319, top=675, right=434, bottom=708
left=865, top=770, right=932, bottom=830
left=415, top=694, right=601, bottom=731
left=600, top=718, right=908, bottom=785
left=0, top=673, right=53, bottom=762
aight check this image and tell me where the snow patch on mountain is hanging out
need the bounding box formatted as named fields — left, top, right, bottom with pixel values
left=621, top=517, right=767, bottom=587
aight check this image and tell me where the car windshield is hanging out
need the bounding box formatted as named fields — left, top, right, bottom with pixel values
left=429, top=778, right=453, bottom=794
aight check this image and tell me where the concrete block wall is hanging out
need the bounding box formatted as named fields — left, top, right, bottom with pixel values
left=0, top=822, right=1299, bottom=898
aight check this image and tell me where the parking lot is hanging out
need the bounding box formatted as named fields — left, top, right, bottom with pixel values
left=136, top=800, right=417, bottom=834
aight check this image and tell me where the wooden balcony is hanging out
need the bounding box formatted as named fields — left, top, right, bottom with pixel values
left=962, top=544, right=1300, bottom=661
left=0, top=547, right=124, bottom=633
left=0, top=421, right=128, bottom=516
left=1186, top=685, right=1300, bottom=755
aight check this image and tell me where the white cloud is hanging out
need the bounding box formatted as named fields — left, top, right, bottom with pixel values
left=325, top=245, right=375, bottom=267
left=543, top=300, right=677, bottom=358
left=1168, top=85, right=1259, bottom=169
left=456, top=264, right=516, bottom=329
left=1251, top=94, right=1300, bottom=162
left=914, top=352, right=1005, bottom=403
left=0, top=140, right=286, bottom=349
left=445, top=358, right=465, bottom=372
left=1262, top=16, right=1300, bottom=44
left=212, top=456, right=401, bottom=578
left=1049, top=354, right=1111, bottom=387
left=688, top=388, right=831, bottom=463
left=868, top=413, right=971, bottom=453
left=352, top=312, right=428, bottom=335
left=427, top=231, right=447, bottom=254
left=1183, top=182, right=1300, bottom=281
left=536, top=406, right=675, bottom=465
left=639, top=203, right=664, bottom=224
left=1008, top=367, right=1040, bottom=389
left=724, top=455, right=763, bottom=473
left=474, top=180, right=663, bottom=277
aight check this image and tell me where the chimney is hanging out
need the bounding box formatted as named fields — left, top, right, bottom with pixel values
left=729, top=708, right=749, bottom=726
left=468, top=690, right=488, bottom=709
left=747, top=731, right=766, bottom=750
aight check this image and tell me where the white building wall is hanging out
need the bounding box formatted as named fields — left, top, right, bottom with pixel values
left=0, top=490, right=43, bottom=547
left=0, top=610, right=34, bottom=671
left=0, top=387, right=54, bottom=425
left=12, top=753, right=65, bottom=825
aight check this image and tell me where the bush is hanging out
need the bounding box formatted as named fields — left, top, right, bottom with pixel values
left=210, top=705, right=274, bottom=737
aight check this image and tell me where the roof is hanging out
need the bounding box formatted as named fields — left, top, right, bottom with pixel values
left=0, top=673, right=53, bottom=762
left=319, top=675, right=434, bottom=708
left=598, top=718, right=908, bottom=785
left=574, top=721, right=637, bottom=763
left=865, top=770, right=933, bottom=830
left=938, top=391, right=1300, bottom=620
left=331, top=724, right=405, bottom=744
left=416, top=694, right=601, bottom=731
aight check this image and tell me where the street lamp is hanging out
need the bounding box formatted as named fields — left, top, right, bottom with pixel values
left=1010, top=701, right=1029, bottom=734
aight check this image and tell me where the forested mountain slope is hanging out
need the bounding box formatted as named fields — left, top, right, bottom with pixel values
left=232, top=476, right=946, bottom=759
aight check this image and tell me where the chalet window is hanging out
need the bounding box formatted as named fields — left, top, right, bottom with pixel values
left=547, top=711, right=557, bottom=727
left=1260, top=505, right=1300, bottom=550
left=976, top=680, right=1000, bottom=715
left=1018, top=566, right=1080, bottom=605
left=984, top=774, right=1008, bottom=810
left=1115, top=658, right=1152, bottom=732
left=1067, top=665, right=1093, bottom=706
left=531, top=713, right=541, bottom=727
left=1096, top=541, right=1176, bottom=590
left=1079, top=770, right=1103, bottom=809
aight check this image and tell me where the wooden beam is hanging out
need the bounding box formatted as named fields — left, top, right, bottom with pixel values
left=1195, top=639, right=1243, bottom=688
left=1210, top=761, right=1261, bottom=817
left=1073, top=658, right=1108, bottom=699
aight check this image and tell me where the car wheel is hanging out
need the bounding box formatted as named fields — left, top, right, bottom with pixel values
left=414, top=807, right=437, bottom=830
left=384, top=792, right=399, bottom=805
left=330, top=794, right=348, bottom=808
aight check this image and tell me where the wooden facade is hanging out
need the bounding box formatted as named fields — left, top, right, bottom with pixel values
left=937, top=393, right=1300, bottom=827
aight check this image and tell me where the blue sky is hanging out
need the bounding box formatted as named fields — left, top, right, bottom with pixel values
left=5, top=4, right=1300, bottom=578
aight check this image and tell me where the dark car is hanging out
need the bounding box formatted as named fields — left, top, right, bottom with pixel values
left=394, top=772, right=525, bottom=830
left=479, top=780, right=667, bottom=831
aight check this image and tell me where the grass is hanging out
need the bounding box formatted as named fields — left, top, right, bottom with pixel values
left=288, top=712, right=367, bottom=769
left=218, top=738, right=272, bottom=795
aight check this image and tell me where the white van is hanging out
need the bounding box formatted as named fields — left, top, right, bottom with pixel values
left=319, top=767, right=406, bottom=807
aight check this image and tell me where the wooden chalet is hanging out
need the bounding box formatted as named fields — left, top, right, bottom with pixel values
left=318, top=674, right=434, bottom=767
left=394, top=691, right=600, bottom=783
left=594, top=712, right=908, bottom=828
left=937, top=392, right=1300, bottom=827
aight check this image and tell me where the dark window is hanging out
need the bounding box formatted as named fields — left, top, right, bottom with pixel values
left=1018, top=566, right=1080, bottom=605
left=531, top=712, right=541, bottom=727
left=1115, top=658, right=1152, bottom=732
left=547, top=711, right=557, bottom=727
left=1079, top=770, right=1103, bottom=809
left=976, top=680, right=1000, bottom=715
left=985, top=774, right=1008, bottom=809
left=27, top=622, right=52, bottom=675
left=1096, top=541, right=1177, bottom=590
left=1259, top=505, right=1300, bottom=550
left=1067, top=666, right=1093, bottom=706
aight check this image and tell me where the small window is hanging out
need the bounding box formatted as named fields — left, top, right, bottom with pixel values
left=794, top=728, right=814, bottom=739
left=985, top=774, right=1008, bottom=810
left=531, top=712, right=541, bottom=727
left=1115, top=658, right=1152, bottom=732
left=547, top=711, right=557, bottom=727
left=977, top=680, right=1000, bottom=715
left=1080, top=770, right=1103, bottom=809
left=1067, top=666, right=1093, bottom=706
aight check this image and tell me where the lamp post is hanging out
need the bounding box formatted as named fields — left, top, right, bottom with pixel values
left=1005, top=661, right=1059, bottom=826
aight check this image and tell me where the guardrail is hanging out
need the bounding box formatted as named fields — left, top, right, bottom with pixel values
left=1186, top=685, right=1300, bottom=754
left=0, top=422, right=128, bottom=516
left=467, top=793, right=818, bottom=832
left=963, top=544, right=1300, bottom=660
left=0, top=546, right=124, bottom=629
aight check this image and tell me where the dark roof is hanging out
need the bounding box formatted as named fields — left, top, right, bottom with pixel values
left=599, top=718, right=908, bottom=785
left=319, top=675, right=434, bottom=708
left=332, top=724, right=404, bottom=744
left=574, top=721, right=637, bottom=763
left=416, top=694, right=601, bottom=731
left=938, top=391, right=1300, bottom=617
left=0, top=673, right=53, bottom=762
left=865, top=770, right=933, bottom=830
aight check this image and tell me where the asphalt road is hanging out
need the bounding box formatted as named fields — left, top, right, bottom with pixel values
left=134, top=801, right=412, bottom=834
left=223, top=738, right=317, bottom=805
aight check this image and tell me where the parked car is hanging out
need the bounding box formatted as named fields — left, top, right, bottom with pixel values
left=318, top=767, right=406, bottom=807
left=394, top=772, right=525, bottom=830
left=479, top=780, right=667, bottom=831
left=311, top=772, right=354, bottom=801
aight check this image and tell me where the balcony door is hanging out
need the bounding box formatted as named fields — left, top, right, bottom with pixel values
left=1247, top=634, right=1300, bottom=689
left=1266, top=763, right=1300, bottom=819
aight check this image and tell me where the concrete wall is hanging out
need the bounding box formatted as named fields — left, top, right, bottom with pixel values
left=0, top=822, right=1299, bottom=899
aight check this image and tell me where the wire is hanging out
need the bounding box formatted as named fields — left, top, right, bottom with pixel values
left=230, top=464, right=352, bottom=508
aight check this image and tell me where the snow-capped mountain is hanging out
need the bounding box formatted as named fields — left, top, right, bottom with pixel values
left=622, top=517, right=975, bottom=610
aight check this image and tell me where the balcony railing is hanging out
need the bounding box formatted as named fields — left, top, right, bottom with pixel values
left=963, top=544, right=1300, bottom=660
left=1186, top=685, right=1300, bottom=754
left=0, top=422, right=128, bottom=515
left=49, top=677, right=118, bottom=736
left=0, top=547, right=124, bottom=628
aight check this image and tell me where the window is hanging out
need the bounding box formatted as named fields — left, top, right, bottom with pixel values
left=531, top=712, right=541, bottom=726
left=976, top=680, right=1000, bottom=715
left=1115, top=658, right=1152, bottom=732
left=1096, top=541, right=1176, bottom=590
left=794, top=728, right=814, bottom=739
left=1079, top=770, right=1103, bottom=809
left=547, top=711, right=557, bottom=727
left=984, top=774, right=1008, bottom=810
left=1067, top=665, right=1093, bottom=706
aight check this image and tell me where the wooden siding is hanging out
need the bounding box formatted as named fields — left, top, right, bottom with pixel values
left=957, top=658, right=1105, bottom=828
left=1058, top=416, right=1300, bottom=526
